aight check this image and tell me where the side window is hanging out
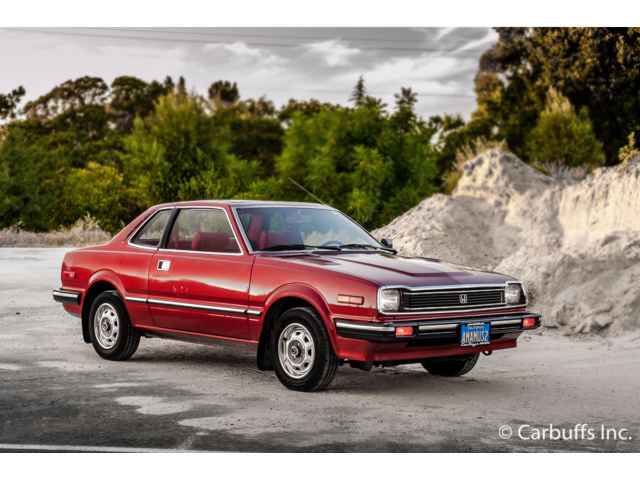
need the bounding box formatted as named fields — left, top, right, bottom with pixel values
left=166, top=209, right=241, bottom=254
left=131, top=210, right=171, bottom=248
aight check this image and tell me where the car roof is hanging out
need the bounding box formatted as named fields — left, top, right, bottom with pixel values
left=154, top=199, right=334, bottom=209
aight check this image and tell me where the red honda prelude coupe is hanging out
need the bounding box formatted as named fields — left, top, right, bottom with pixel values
left=53, top=200, right=540, bottom=391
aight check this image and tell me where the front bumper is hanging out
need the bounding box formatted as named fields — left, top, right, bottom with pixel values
left=335, top=313, right=541, bottom=342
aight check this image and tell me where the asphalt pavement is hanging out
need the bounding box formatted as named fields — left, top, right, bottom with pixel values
left=1, top=248, right=638, bottom=452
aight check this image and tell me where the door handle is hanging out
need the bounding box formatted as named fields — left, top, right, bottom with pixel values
left=157, top=260, right=171, bottom=271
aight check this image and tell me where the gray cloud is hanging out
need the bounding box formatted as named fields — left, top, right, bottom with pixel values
left=0, top=27, right=496, bottom=120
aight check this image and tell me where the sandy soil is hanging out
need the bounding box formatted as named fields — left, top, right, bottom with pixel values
left=374, top=150, right=640, bottom=336
left=0, top=248, right=638, bottom=452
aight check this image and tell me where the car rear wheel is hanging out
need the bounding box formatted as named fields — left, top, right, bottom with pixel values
left=421, top=353, right=480, bottom=377
left=271, top=307, right=338, bottom=392
left=89, top=290, right=140, bottom=361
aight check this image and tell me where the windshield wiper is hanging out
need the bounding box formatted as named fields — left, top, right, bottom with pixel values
left=260, top=244, right=340, bottom=252
left=338, top=243, right=397, bottom=253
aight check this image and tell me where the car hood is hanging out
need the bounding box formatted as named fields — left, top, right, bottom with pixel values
left=264, top=252, right=514, bottom=288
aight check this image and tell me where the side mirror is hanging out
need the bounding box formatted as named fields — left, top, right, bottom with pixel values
left=380, top=238, right=393, bottom=248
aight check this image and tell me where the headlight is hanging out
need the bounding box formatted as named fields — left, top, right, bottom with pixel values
left=505, top=283, right=525, bottom=305
left=379, top=288, right=401, bottom=313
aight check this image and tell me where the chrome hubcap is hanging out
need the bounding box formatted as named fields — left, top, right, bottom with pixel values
left=278, top=323, right=315, bottom=379
left=94, top=303, right=119, bottom=349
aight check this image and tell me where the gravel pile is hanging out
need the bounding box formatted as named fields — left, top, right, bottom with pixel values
left=374, top=149, right=640, bottom=335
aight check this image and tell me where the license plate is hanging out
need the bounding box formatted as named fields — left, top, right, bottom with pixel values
left=460, top=322, right=490, bottom=347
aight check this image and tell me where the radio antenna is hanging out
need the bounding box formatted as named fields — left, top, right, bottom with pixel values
left=287, top=177, right=327, bottom=206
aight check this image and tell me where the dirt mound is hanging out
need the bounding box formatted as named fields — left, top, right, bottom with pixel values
left=374, top=149, right=640, bottom=336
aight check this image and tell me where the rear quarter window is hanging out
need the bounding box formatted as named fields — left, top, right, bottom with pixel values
left=130, top=210, right=172, bottom=248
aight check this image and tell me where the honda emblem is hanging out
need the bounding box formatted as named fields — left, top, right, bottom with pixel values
left=459, top=293, right=468, bottom=304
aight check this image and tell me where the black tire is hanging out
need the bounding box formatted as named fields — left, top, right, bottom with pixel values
left=271, top=307, right=338, bottom=392
left=88, top=290, right=140, bottom=361
left=421, top=353, right=480, bottom=377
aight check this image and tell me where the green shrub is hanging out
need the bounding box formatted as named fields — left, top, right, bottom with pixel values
left=527, top=88, right=605, bottom=171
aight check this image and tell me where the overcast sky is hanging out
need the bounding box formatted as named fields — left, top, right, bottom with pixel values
left=0, top=27, right=497, bottom=120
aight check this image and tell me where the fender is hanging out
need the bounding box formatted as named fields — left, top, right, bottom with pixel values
left=86, top=269, right=127, bottom=304
left=260, top=283, right=340, bottom=352
left=77, top=269, right=128, bottom=343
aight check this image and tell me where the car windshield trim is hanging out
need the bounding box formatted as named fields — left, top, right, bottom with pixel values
left=260, top=243, right=340, bottom=252
left=231, top=205, right=390, bottom=255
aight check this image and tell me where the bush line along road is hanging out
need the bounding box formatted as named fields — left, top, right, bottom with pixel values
left=2, top=29, right=640, bottom=239
left=1, top=248, right=638, bottom=452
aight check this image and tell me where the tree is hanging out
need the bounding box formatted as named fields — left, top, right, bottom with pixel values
left=472, top=27, right=640, bottom=165
left=0, top=86, right=26, bottom=120
left=224, top=113, right=284, bottom=177
left=619, top=132, right=640, bottom=165
left=427, top=112, right=495, bottom=178
left=278, top=99, right=332, bottom=123
left=22, top=76, right=109, bottom=119
left=121, top=91, right=257, bottom=206
left=361, top=96, right=387, bottom=114
left=109, top=76, right=169, bottom=132
left=527, top=88, right=605, bottom=171
left=1, top=73, right=450, bottom=234
left=350, top=76, right=366, bottom=108
left=208, top=80, right=240, bottom=108
left=243, top=96, right=276, bottom=118
left=59, top=162, right=136, bottom=232
left=394, top=87, right=418, bottom=112
left=0, top=126, right=65, bottom=231
left=256, top=102, right=438, bottom=228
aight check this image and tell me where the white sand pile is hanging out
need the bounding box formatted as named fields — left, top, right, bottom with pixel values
left=374, top=149, right=640, bottom=336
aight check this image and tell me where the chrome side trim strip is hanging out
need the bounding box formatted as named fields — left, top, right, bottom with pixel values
left=146, top=298, right=247, bottom=315
left=335, top=320, right=395, bottom=332
left=126, top=296, right=260, bottom=316
left=125, top=296, right=148, bottom=304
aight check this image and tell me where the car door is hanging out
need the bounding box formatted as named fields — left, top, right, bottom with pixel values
left=122, top=208, right=174, bottom=328
left=147, top=207, right=254, bottom=339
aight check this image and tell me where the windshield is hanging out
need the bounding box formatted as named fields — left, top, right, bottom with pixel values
left=235, top=207, right=383, bottom=252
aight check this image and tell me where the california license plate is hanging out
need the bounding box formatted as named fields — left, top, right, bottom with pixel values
left=460, top=322, right=490, bottom=347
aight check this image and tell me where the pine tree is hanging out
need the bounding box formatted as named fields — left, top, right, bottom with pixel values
left=350, top=76, right=366, bottom=108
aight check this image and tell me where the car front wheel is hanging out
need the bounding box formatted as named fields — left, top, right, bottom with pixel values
left=421, top=353, right=480, bottom=377
left=89, top=290, right=140, bottom=361
left=271, top=307, right=338, bottom=392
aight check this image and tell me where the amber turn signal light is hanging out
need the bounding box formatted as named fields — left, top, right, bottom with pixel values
left=395, top=326, right=414, bottom=337
left=337, top=295, right=364, bottom=305
left=522, top=317, right=536, bottom=328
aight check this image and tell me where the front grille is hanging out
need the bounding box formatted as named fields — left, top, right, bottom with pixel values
left=402, top=287, right=505, bottom=311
